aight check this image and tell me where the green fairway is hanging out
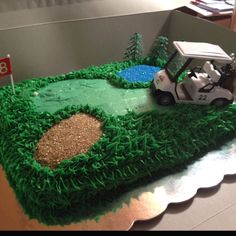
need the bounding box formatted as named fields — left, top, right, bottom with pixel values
left=33, top=79, right=158, bottom=115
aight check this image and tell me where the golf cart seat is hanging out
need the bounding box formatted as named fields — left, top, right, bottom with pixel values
left=191, top=73, right=209, bottom=90
left=189, top=61, right=221, bottom=91
left=203, top=61, right=221, bottom=83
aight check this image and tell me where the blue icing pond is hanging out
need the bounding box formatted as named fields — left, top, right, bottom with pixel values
left=118, top=65, right=160, bottom=83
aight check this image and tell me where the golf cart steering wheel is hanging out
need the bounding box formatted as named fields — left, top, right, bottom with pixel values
left=189, top=69, right=197, bottom=78
left=189, top=66, right=202, bottom=78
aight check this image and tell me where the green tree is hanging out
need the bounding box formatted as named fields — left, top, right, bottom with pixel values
left=149, top=36, right=169, bottom=67
left=124, top=33, right=144, bottom=61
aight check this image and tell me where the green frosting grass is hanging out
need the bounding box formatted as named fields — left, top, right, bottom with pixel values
left=1, top=60, right=236, bottom=225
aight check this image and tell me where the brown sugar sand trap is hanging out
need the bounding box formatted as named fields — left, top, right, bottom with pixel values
left=35, top=113, right=103, bottom=169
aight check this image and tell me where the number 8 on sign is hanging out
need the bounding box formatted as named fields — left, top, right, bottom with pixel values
left=0, top=57, right=12, bottom=78
left=0, top=62, right=8, bottom=75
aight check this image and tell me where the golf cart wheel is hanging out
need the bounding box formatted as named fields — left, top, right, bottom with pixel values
left=150, top=81, right=157, bottom=95
left=211, top=98, right=231, bottom=107
left=157, top=92, right=175, bottom=106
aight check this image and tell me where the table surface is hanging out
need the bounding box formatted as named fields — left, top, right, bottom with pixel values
left=132, top=175, right=236, bottom=230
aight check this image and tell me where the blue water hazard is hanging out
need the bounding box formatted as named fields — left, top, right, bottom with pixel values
left=117, top=65, right=160, bottom=83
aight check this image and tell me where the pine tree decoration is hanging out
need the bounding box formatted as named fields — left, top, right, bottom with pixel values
left=149, top=36, right=169, bottom=67
left=124, top=33, right=144, bottom=61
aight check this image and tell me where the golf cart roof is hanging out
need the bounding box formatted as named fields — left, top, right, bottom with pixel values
left=173, top=41, right=232, bottom=63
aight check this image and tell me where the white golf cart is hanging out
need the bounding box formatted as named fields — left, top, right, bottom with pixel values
left=152, top=41, right=235, bottom=106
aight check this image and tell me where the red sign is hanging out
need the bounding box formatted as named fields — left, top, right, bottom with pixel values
left=0, top=57, right=12, bottom=79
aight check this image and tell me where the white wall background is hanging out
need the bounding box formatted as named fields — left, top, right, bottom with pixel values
left=0, top=0, right=188, bottom=29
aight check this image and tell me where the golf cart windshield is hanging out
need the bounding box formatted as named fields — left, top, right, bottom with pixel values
left=165, top=51, right=188, bottom=82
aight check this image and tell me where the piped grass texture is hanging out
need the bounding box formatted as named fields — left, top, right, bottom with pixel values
left=1, top=61, right=236, bottom=225
left=70, top=59, right=151, bottom=89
